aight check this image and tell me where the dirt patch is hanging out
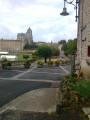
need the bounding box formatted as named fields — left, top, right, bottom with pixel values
left=0, top=109, right=84, bottom=120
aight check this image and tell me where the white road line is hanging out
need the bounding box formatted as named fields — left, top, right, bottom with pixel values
left=60, top=65, right=69, bottom=74
left=30, top=71, right=62, bottom=74
left=0, top=78, right=60, bottom=83
left=10, top=66, right=36, bottom=79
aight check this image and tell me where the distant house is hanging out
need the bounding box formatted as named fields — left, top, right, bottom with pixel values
left=76, top=0, right=90, bottom=79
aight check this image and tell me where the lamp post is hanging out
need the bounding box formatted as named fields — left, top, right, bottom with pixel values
left=60, top=0, right=79, bottom=22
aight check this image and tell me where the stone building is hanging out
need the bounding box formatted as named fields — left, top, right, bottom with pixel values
left=0, top=39, right=24, bottom=53
left=17, top=27, right=33, bottom=45
left=76, top=0, right=90, bottom=79
left=0, top=27, right=33, bottom=53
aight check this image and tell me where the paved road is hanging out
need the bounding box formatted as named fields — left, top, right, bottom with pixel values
left=0, top=63, right=68, bottom=107
left=0, top=80, right=51, bottom=107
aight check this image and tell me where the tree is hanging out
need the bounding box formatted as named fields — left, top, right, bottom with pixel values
left=58, top=40, right=66, bottom=44
left=50, top=45, right=60, bottom=56
left=24, top=43, right=38, bottom=50
left=37, top=45, right=53, bottom=63
left=61, top=43, right=67, bottom=52
left=61, top=38, right=77, bottom=55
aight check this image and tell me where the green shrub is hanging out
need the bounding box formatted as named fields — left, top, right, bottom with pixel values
left=24, top=60, right=31, bottom=68
left=61, top=61, right=65, bottom=65
left=2, top=62, right=7, bottom=69
left=65, top=73, right=78, bottom=84
left=2, top=59, right=12, bottom=69
left=23, top=55, right=29, bottom=59
left=2, top=58, right=7, bottom=62
left=47, top=60, right=53, bottom=66
left=7, top=61, right=12, bottom=67
left=71, top=72, right=77, bottom=77
left=32, top=55, right=37, bottom=58
left=68, top=80, right=90, bottom=99
left=37, top=60, right=43, bottom=67
left=55, top=60, right=60, bottom=66
left=32, top=51, right=38, bottom=56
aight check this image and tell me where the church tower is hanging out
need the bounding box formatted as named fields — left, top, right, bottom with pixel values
left=25, top=27, right=33, bottom=44
left=17, top=27, right=33, bottom=45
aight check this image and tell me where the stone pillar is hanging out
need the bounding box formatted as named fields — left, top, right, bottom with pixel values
left=71, top=54, right=76, bottom=73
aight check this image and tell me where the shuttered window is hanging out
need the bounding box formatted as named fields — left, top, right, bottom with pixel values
left=88, top=46, right=90, bottom=57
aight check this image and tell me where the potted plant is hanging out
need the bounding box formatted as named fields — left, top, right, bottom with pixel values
left=2, top=59, right=12, bottom=69
left=37, top=60, right=43, bottom=67
left=2, top=62, right=7, bottom=69
left=7, top=60, right=12, bottom=69
left=55, top=60, right=60, bottom=66
left=24, top=60, right=31, bottom=68
left=47, top=60, right=53, bottom=66
left=61, top=61, right=65, bottom=65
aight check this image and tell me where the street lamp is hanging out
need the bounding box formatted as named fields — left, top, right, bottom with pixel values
left=60, top=0, right=79, bottom=22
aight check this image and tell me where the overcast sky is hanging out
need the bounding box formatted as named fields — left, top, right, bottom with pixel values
left=0, top=0, right=77, bottom=43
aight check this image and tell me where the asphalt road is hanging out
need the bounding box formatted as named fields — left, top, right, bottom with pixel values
left=0, top=64, right=69, bottom=108
left=0, top=79, right=51, bottom=107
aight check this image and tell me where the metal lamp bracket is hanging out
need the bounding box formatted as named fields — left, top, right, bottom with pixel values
left=64, top=0, right=79, bottom=22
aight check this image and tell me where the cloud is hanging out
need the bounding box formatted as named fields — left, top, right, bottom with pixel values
left=0, top=0, right=77, bottom=42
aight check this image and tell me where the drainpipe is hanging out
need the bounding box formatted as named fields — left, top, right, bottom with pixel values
left=80, top=0, right=84, bottom=66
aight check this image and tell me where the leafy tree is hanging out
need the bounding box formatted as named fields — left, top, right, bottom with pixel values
left=61, top=38, right=77, bottom=55
left=32, top=51, right=38, bottom=56
left=61, top=43, right=67, bottom=52
left=24, top=43, right=38, bottom=50
left=50, top=45, right=60, bottom=56
left=23, top=55, right=29, bottom=59
left=37, top=45, right=53, bottom=63
left=58, top=40, right=66, bottom=44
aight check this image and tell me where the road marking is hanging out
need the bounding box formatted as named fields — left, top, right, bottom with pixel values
left=30, top=71, right=63, bottom=75
left=60, top=65, right=69, bottom=74
left=0, top=78, right=60, bottom=83
left=10, top=66, right=36, bottom=79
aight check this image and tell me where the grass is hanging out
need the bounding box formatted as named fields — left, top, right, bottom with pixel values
left=17, top=54, right=32, bottom=61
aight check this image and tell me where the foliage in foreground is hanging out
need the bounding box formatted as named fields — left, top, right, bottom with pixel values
left=65, top=73, right=90, bottom=99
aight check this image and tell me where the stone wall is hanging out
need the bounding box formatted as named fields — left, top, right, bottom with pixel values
left=76, top=0, right=90, bottom=79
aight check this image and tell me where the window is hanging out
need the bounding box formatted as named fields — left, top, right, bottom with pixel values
left=88, top=46, right=90, bottom=57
